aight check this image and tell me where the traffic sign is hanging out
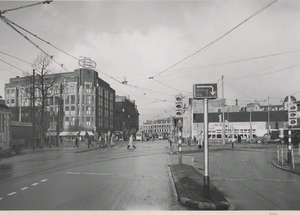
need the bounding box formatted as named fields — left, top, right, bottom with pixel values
left=193, top=83, right=218, bottom=99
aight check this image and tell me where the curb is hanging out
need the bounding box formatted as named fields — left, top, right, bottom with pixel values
left=169, top=164, right=230, bottom=210
left=271, top=158, right=300, bottom=176
left=179, top=197, right=229, bottom=210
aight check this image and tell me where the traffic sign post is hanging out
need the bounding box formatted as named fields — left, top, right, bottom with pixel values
left=193, top=83, right=218, bottom=199
left=287, top=103, right=297, bottom=163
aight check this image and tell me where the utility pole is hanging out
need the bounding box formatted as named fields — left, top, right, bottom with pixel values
left=222, top=75, right=225, bottom=145
left=56, top=83, right=63, bottom=147
left=268, top=95, right=270, bottom=130
left=32, top=69, right=36, bottom=149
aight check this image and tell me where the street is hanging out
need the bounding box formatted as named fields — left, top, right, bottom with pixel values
left=180, top=144, right=300, bottom=210
left=0, top=140, right=184, bottom=210
left=1, top=140, right=300, bottom=210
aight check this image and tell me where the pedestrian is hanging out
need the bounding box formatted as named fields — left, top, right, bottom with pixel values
left=198, top=131, right=203, bottom=149
left=127, top=134, right=136, bottom=149
left=169, top=136, right=173, bottom=148
left=74, top=136, right=79, bottom=148
left=98, top=135, right=102, bottom=147
left=111, top=134, right=115, bottom=147
left=104, top=134, right=108, bottom=148
left=87, top=135, right=94, bottom=148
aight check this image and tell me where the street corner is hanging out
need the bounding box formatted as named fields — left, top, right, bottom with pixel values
left=179, top=197, right=229, bottom=210
left=271, top=158, right=300, bottom=175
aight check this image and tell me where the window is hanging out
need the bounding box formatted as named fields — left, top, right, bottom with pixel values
left=65, top=117, right=69, bottom=122
left=65, top=96, right=70, bottom=105
left=71, top=95, right=75, bottom=104
left=86, top=117, right=90, bottom=126
left=71, top=117, right=75, bottom=126
left=86, top=106, right=91, bottom=115
left=71, top=106, right=75, bottom=115
left=86, top=95, right=91, bottom=104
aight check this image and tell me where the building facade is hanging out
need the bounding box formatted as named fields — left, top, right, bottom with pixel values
left=5, top=68, right=115, bottom=140
left=114, top=95, right=139, bottom=140
left=140, top=118, right=172, bottom=137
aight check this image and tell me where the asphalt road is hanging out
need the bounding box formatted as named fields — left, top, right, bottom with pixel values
left=0, top=140, right=184, bottom=210
left=183, top=145, right=300, bottom=210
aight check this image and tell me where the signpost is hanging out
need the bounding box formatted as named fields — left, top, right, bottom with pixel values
left=193, top=83, right=218, bottom=198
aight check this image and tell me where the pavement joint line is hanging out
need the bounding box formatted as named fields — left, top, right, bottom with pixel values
left=7, top=192, right=17, bottom=196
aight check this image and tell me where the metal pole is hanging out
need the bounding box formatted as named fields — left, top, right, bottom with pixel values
left=281, top=146, right=283, bottom=165
left=32, top=69, right=36, bottom=149
left=222, top=75, right=225, bottom=146
left=277, top=145, right=279, bottom=163
left=267, top=95, right=270, bottom=130
left=250, top=106, right=252, bottom=143
left=288, top=127, right=292, bottom=163
left=299, top=143, right=300, bottom=156
left=292, top=148, right=295, bottom=169
left=203, top=98, right=210, bottom=198
left=178, top=127, right=182, bottom=164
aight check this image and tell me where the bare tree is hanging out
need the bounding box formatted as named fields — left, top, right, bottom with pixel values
left=23, top=53, right=62, bottom=148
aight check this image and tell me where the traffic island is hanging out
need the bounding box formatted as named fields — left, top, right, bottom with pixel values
left=170, top=164, right=229, bottom=210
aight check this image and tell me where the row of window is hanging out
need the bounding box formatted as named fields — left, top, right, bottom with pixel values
left=144, top=129, right=169, bottom=133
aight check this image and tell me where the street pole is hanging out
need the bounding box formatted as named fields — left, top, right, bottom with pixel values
left=288, top=126, right=292, bottom=164
left=32, top=69, right=36, bottom=149
left=222, top=75, right=225, bottom=146
left=203, top=98, right=210, bottom=198
left=56, top=83, right=62, bottom=147
left=268, top=95, right=270, bottom=130
left=250, top=105, right=252, bottom=143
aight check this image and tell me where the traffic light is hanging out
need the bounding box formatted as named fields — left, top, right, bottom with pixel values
left=175, top=94, right=183, bottom=116
left=288, top=103, right=297, bottom=126
left=218, top=114, right=222, bottom=122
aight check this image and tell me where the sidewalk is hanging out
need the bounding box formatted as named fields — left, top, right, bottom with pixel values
left=271, top=146, right=300, bottom=175
left=21, top=140, right=128, bottom=155
left=168, top=145, right=230, bottom=210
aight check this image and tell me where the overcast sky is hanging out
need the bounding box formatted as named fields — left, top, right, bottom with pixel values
left=0, top=0, right=299, bottom=122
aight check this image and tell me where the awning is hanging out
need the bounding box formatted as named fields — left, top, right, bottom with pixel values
left=46, top=132, right=57, bottom=137
left=59, top=131, right=69, bottom=136
left=79, top=131, right=86, bottom=136
left=87, top=131, right=94, bottom=136
left=68, top=131, right=79, bottom=136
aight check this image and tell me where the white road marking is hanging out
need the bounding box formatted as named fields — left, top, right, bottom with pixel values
left=31, top=183, right=39, bottom=186
left=0, top=198, right=3, bottom=200
left=212, top=178, right=300, bottom=182
left=40, top=179, right=48, bottom=182
left=66, top=172, right=74, bottom=174
left=7, top=192, right=17, bottom=196
left=73, top=172, right=81, bottom=175
left=20, top=187, right=28, bottom=191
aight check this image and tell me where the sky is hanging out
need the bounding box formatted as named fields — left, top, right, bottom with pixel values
left=0, top=0, right=300, bottom=123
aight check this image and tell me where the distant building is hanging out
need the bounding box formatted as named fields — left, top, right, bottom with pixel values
left=114, top=95, right=139, bottom=140
left=141, top=118, right=172, bottom=136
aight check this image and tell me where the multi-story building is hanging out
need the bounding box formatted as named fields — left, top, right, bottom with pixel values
left=5, top=68, right=115, bottom=140
left=140, top=118, right=172, bottom=137
left=114, top=95, right=139, bottom=140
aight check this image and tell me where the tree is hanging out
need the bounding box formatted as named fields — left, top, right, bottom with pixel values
left=23, top=53, right=62, bottom=148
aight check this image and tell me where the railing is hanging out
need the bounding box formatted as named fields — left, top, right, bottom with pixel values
left=277, top=144, right=295, bottom=169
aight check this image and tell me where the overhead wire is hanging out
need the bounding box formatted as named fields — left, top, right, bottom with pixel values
left=0, top=0, right=53, bottom=15
left=0, top=50, right=32, bottom=65
left=150, top=0, right=277, bottom=79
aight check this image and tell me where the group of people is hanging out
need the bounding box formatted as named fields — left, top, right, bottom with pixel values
left=73, top=132, right=137, bottom=150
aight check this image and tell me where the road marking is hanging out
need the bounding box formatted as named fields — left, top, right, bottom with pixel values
left=0, top=198, right=3, bottom=200
left=66, top=172, right=168, bottom=179
left=20, top=187, right=28, bottom=191
left=40, top=179, right=48, bottom=182
left=212, top=178, right=300, bottom=182
left=7, top=192, right=17, bottom=196
left=31, top=183, right=39, bottom=186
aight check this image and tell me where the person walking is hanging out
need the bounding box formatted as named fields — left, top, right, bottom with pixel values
left=74, top=136, right=79, bottom=148
left=127, top=134, right=136, bottom=149
left=87, top=135, right=94, bottom=148
left=104, top=134, right=108, bottom=148
left=198, top=131, right=203, bottom=149
left=111, top=134, right=115, bottom=147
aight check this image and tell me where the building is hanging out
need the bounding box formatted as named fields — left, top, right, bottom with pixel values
left=141, top=118, right=172, bottom=137
left=186, top=97, right=295, bottom=140
left=5, top=68, right=115, bottom=141
left=114, top=95, right=139, bottom=140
